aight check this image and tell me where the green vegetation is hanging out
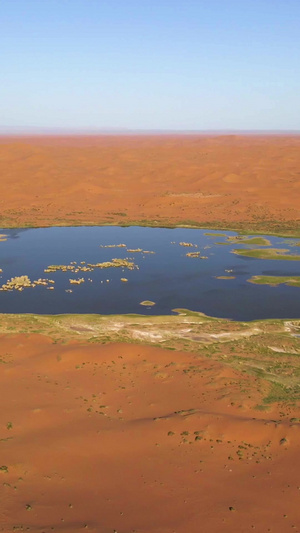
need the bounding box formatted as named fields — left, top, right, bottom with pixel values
left=204, top=232, right=227, bottom=237
left=228, top=236, right=271, bottom=246
left=215, top=275, right=236, bottom=280
left=1, top=216, right=300, bottom=238
left=233, top=248, right=300, bottom=260
left=248, top=276, right=300, bottom=287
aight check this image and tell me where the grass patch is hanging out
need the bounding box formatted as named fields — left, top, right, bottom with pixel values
left=228, top=236, right=271, bottom=246
left=263, top=382, right=300, bottom=404
left=254, top=404, right=271, bottom=411
left=204, top=232, right=227, bottom=237
left=233, top=248, right=300, bottom=260
left=248, top=276, right=300, bottom=287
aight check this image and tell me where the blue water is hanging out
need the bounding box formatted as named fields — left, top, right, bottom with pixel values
left=0, top=226, right=299, bottom=320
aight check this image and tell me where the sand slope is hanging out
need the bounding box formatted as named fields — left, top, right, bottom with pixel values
left=0, top=334, right=299, bottom=532
left=0, top=135, right=299, bottom=231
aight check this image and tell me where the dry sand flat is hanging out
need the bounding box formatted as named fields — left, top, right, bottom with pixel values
left=0, top=333, right=300, bottom=532
left=0, top=134, right=300, bottom=232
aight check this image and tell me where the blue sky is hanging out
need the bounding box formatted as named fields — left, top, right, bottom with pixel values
left=1, top=0, right=299, bottom=131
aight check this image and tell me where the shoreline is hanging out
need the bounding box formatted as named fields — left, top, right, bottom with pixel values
left=1, top=219, right=300, bottom=239
left=0, top=309, right=299, bottom=322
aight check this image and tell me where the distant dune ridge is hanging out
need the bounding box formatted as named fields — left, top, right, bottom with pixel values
left=0, top=134, right=299, bottom=231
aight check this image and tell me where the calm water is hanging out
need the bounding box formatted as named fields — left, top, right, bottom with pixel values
left=0, top=226, right=300, bottom=320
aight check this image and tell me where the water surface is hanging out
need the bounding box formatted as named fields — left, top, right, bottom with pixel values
left=0, top=226, right=300, bottom=320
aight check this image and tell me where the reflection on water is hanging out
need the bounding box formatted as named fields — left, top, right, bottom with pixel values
left=0, top=226, right=299, bottom=320
left=1, top=228, right=32, bottom=240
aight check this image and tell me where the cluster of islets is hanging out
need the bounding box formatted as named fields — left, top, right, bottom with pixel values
left=99, top=244, right=155, bottom=254
left=0, top=257, right=139, bottom=293
left=0, top=275, right=55, bottom=292
left=44, top=261, right=93, bottom=273
left=175, top=242, right=208, bottom=258
left=127, top=249, right=155, bottom=254
left=186, top=251, right=207, bottom=258
left=0, top=241, right=158, bottom=296
left=99, top=244, right=126, bottom=248
left=44, top=258, right=137, bottom=274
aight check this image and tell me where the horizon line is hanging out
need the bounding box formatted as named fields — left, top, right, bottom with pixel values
left=1, top=127, right=300, bottom=136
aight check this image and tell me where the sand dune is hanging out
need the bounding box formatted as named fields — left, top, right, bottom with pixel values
left=0, top=135, right=299, bottom=232
left=0, top=335, right=299, bottom=532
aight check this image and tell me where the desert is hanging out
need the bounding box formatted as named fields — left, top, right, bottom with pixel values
left=0, top=135, right=299, bottom=234
left=0, top=135, right=300, bottom=533
left=0, top=313, right=300, bottom=532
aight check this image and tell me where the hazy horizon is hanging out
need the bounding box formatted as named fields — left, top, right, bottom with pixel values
left=1, top=127, right=300, bottom=136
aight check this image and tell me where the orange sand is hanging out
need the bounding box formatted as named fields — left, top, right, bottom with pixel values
left=0, top=135, right=299, bottom=229
left=0, top=334, right=299, bottom=532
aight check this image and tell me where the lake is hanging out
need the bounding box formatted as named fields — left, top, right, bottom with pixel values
left=0, top=226, right=300, bottom=320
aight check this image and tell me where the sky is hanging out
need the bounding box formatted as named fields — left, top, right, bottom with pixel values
left=1, top=0, right=300, bottom=132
